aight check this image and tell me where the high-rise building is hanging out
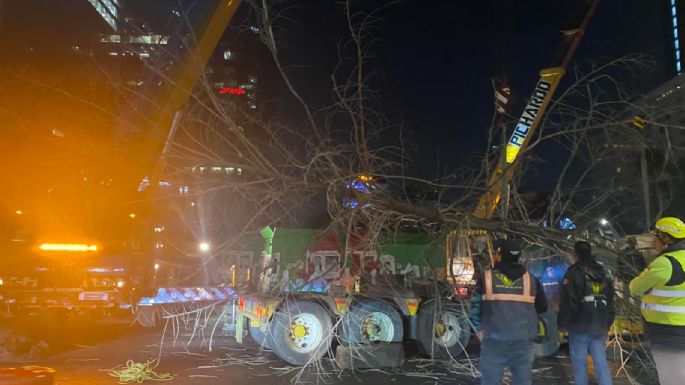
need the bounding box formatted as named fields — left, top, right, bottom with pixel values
left=669, top=0, right=684, bottom=74
left=0, top=1, right=261, bottom=257
left=87, top=0, right=119, bottom=31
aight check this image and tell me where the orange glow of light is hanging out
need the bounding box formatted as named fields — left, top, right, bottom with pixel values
left=38, top=243, right=98, bottom=252
left=129, top=213, right=136, bottom=219
left=15, top=210, right=22, bottom=215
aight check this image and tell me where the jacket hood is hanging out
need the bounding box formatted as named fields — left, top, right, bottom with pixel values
left=576, top=259, right=606, bottom=281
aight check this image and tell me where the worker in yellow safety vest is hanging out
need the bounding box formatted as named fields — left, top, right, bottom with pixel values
left=630, top=217, right=685, bottom=385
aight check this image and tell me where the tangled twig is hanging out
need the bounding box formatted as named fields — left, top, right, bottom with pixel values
left=105, top=359, right=175, bottom=384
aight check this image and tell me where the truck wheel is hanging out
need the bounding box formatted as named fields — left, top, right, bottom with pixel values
left=249, top=323, right=272, bottom=349
left=534, top=309, right=559, bottom=358
left=268, top=300, right=332, bottom=366
left=417, top=300, right=471, bottom=359
left=341, top=299, right=403, bottom=345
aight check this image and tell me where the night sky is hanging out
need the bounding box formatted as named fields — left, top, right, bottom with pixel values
left=0, top=0, right=677, bottom=199
left=260, top=0, right=675, bottom=186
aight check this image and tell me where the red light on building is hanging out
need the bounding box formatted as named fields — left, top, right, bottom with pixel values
left=219, top=87, right=246, bottom=95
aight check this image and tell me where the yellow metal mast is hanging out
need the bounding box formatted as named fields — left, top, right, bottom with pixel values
left=472, top=0, right=600, bottom=219
left=140, top=0, right=242, bottom=184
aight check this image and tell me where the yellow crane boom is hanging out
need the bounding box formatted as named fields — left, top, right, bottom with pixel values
left=140, top=0, right=241, bottom=184
left=473, top=0, right=599, bottom=219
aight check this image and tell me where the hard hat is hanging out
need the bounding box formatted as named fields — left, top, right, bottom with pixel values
left=655, top=217, right=685, bottom=239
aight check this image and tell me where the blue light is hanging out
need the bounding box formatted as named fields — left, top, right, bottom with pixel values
left=558, top=217, right=577, bottom=230
left=351, top=181, right=370, bottom=193
left=343, top=198, right=359, bottom=208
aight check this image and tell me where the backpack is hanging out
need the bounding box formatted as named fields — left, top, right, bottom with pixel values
left=579, top=264, right=612, bottom=310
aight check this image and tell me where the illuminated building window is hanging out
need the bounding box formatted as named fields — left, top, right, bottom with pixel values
left=88, top=0, right=118, bottom=31
left=100, top=34, right=168, bottom=45
left=672, top=0, right=682, bottom=74
left=100, top=34, right=121, bottom=43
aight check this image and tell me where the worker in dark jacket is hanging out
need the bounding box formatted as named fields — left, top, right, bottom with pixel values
left=558, top=241, right=614, bottom=385
left=471, top=239, right=548, bottom=385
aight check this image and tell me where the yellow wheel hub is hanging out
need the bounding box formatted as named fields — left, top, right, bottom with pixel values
left=435, top=323, right=447, bottom=337
left=292, top=324, right=307, bottom=339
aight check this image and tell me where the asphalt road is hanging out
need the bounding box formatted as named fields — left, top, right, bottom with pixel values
left=0, top=317, right=658, bottom=385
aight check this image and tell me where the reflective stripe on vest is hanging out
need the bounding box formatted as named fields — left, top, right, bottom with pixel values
left=641, top=250, right=685, bottom=326
left=482, top=270, right=535, bottom=304
left=650, top=289, right=685, bottom=298
left=641, top=303, right=685, bottom=314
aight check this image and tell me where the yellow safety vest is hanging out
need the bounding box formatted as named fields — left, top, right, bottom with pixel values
left=641, top=250, right=685, bottom=326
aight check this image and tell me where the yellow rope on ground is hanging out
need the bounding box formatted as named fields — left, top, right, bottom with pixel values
left=106, top=359, right=175, bottom=384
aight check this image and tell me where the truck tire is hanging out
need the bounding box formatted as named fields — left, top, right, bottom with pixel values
left=268, top=300, right=333, bottom=366
left=534, top=309, right=560, bottom=358
left=417, top=300, right=471, bottom=359
left=341, top=299, right=403, bottom=346
left=249, top=323, right=272, bottom=349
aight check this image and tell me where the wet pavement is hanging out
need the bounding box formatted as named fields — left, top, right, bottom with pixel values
left=0, top=317, right=659, bottom=385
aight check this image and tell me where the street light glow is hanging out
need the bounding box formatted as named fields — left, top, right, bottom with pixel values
left=199, top=242, right=210, bottom=252
left=39, top=243, right=98, bottom=252
left=599, top=218, right=609, bottom=226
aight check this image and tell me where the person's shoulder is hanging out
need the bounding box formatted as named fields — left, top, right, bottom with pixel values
left=562, top=263, right=585, bottom=283
left=563, top=263, right=581, bottom=276
left=651, top=254, right=674, bottom=267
